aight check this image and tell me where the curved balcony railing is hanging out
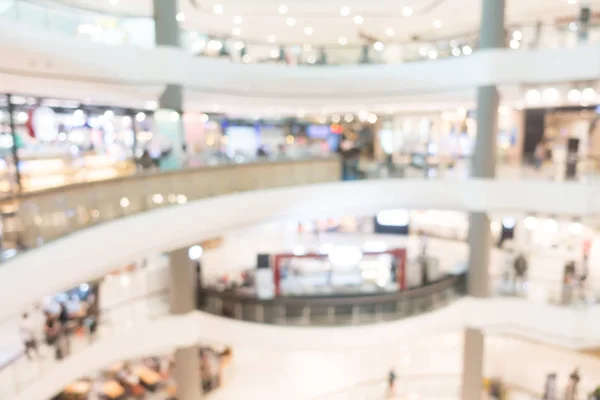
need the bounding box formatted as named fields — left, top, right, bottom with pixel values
left=199, top=272, right=467, bottom=326
left=1, top=0, right=598, bottom=66
left=0, top=156, right=340, bottom=261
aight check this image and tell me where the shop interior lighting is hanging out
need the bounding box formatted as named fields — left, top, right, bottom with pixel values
left=509, top=39, right=520, bottom=49
left=200, top=113, right=209, bottom=123
left=402, top=7, right=413, bottom=17
left=170, top=111, right=180, bottom=122
left=340, top=6, right=351, bottom=16
left=367, top=113, right=378, bottom=124
left=569, top=22, right=578, bottom=31
left=373, top=41, right=384, bottom=51
left=338, top=36, right=348, bottom=45
left=568, top=221, right=583, bottom=235
left=582, top=87, right=596, bottom=102
left=344, top=113, right=354, bottom=122
left=176, top=12, right=185, bottom=22
left=188, top=245, right=204, bottom=260
left=234, top=40, right=245, bottom=50
left=543, top=218, right=559, bottom=233
left=512, top=31, right=523, bottom=41
left=385, top=28, right=395, bottom=37
left=419, top=47, right=428, bottom=56
left=269, top=48, right=279, bottom=58
left=152, top=194, right=164, bottom=204
left=16, top=111, right=29, bottom=122
left=213, top=4, right=224, bottom=14
left=120, top=275, right=130, bottom=287
left=353, top=15, right=364, bottom=25
left=136, top=112, right=146, bottom=122
left=452, top=47, right=461, bottom=56
left=232, top=27, right=241, bottom=36
left=525, top=89, right=541, bottom=105
left=233, top=15, right=242, bottom=24
left=542, top=87, right=560, bottom=104
left=428, top=50, right=438, bottom=59
left=286, top=17, right=296, bottom=26
left=304, top=26, right=314, bottom=35
left=377, top=209, right=409, bottom=226
left=146, top=101, right=157, bottom=110
left=567, top=88, right=582, bottom=102
left=358, top=110, right=369, bottom=121
left=242, top=54, right=252, bottom=63
left=267, top=34, right=276, bottom=43
left=328, top=245, right=363, bottom=266
left=331, top=114, right=341, bottom=123
left=120, top=197, right=130, bottom=208
left=462, top=45, right=473, bottom=55
left=278, top=4, right=288, bottom=14
left=176, top=194, right=188, bottom=204
left=502, top=217, right=516, bottom=229
left=207, top=40, right=223, bottom=50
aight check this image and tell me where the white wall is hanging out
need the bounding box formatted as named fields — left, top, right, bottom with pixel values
left=0, top=179, right=598, bottom=322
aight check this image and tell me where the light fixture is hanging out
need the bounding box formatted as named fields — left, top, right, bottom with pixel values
left=120, top=197, right=130, bottom=208
left=582, top=87, right=596, bottom=101
left=433, top=19, right=442, bottom=28
left=278, top=4, right=288, bottom=14
left=304, top=26, right=314, bottom=35
left=269, top=48, right=279, bottom=58
left=109, top=0, right=118, bottom=4
left=428, top=50, right=438, bottom=59
left=177, top=194, right=187, bottom=204
left=152, top=193, right=164, bottom=204
left=340, top=6, right=351, bottom=16
left=452, top=47, right=461, bottom=56
left=543, top=218, right=558, bottom=233
left=385, top=27, right=395, bottom=37
left=234, top=40, right=245, bottom=50
left=331, top=114, right=341, bottom=123
left=567, top=0, right=577, bottom=4
left=176, top=12, right=185, bottom=22
left=353, top=15, right=364, bottom=25
left=338, top=36, right=348, bottom=45
left=524, top=216, right=538, bottom=230
left=328, top=245, right=362, bottom=266
left=402, top=7, right=413, bottom=17
left=367, top=113, right=378, bottom=124
left=170, top=111, right=180, bottom=122
left=502, top=217, right=516, bottom=229
left=373, top=41, right=384, bottom=51
left=232, top=27, right=241, bottom=36
left=145, top=100, right=157, bottom=110
left=188, top=245, right=204, bottom=261
left=525, top=89, right=541, bottom=105
left=568, top=221, right=583, bottom=235
left=462, top=45, right=473, bottom=55
left=358, top=110, right=368, bottom=121
left=509, top=39, right=520, bottom=49
left=286, top=17, right=296, bottom=26
left=200, top=113, right=209, bottom=123
left=344, top=113, right=354, bottom=123
left=512, top=31, right=523, bottom=41
left=74, top=109, right=85, bottom=118
left=213, top=4, right=224, bottom=14
left=207, top=40, right=223, bottom=51
left=135, top=112, right=146, bottom=122
left=233, top=15, right=242, bottom=24
left=104, top=110, right=114, bottom=119
left=267, top=34, right=276, bottom=43
left=543, top=87, right=560, bottom=103
left=567, top=88, right=582, bottom=102
left=569, top=22, right=578, bottom=31
left=418, top=47, right=428, bottom=56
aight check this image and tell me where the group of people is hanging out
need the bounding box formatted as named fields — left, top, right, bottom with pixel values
left=19, top=290, right=99, bottom=361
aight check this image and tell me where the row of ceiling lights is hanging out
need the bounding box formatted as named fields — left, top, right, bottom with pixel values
left=524, top=86, right=597, bottom=106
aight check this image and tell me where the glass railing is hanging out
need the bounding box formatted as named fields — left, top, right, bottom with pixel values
left=0, top=290, right=170, bottom=398
left=1, top=0, right=599, bottom=66
left=199, top=272, right=467, bottom=326
left=0, top=155, right=340, bottom=261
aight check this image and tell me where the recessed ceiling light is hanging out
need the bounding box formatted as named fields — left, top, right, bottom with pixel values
left=402, top=7, right=413, bottom=17
left=267, top=34, right=276, bottom=43
left=340, top=6, right=351, bottom=16
left=428, top=50, right=438, bottom=59
left=353, top=15, right=364, bottom=25
left=462, top=45, right=473, bottom=55
left=232, top=27, right=242, bottom=36
left=278, top=4, right=288, bottom=14
left=373, top=41, right=384, bottom=51
left=385, top=27, right=395, bottom=37
left=233, top=16, right=242, bottom=24
left=433, top=19, right=442, bottom=28
left=213, top=4, right=224, bottom=14
left=286, top=17, right=296, bottom=26
left=304, top=26, right=314, bottom=35
left=338, top=36, right=348, bottom=45
left=176, top=12, right=185, bottom=22
left=109, top=0, right=119, bottom=4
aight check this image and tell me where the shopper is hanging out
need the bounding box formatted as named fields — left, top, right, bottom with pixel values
left=564, top=368, right=580, bottom=400
left=20, top=312, right=38, bottom=360
left=534, top=141, right=546, bottom=170
left=138, top=150, right=156, bottom=171
left=513, top=253, right=528, bottom=294
left=387, top=368, right=397, bottom=395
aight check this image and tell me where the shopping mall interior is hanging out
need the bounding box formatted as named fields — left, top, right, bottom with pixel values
left=3, top=0, right=600, bottom=399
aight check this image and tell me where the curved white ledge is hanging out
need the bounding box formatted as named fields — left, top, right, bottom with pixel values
left=15, top=298, right=600, bottom=400
left=0, top=179, right=598, bottom=319
left=2, top=20, right=600, bottom=110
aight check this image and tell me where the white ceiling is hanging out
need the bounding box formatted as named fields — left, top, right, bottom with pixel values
left=50, top=0, right=599, bottom=45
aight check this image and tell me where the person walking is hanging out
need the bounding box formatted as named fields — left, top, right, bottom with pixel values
left=387, top=368, right=397, bottom=396
left=20, top=312, right=39, bottom=360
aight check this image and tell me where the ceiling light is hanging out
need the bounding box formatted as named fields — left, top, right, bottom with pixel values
left=344, top=113, right=354, bottom=123
left=267, top=34, right=276, bottom=43
left=340, top=6, right=351, bottom=16
left=207, top=39, right=223, bottom=51
left=232, top=27, right=241, bottom=36
left=304, top=26, right=314, bottom=35
left=104, top=110, right=114, bottom=119
left=233, top=15, right=242, bottom=24
left=286, top=17, right=296, bottom=26
left=543, top=87, right=560, bottom=103
left=418, top=47, right=428, bottom=56
left=509, top=39, right=520, bottom=49
left=569, top=22, right=578, bottom=31
left=385, top=27, right=395, bottom=37
left=176, top=12, right=185, bottom=22
left=353, top=15, right=364, bottom=25
left=367, top=113, right=378, bottom=124
left=338, top=36, right=348, bottom=45
left=402, top=7, right=413, bottom=17
left=188, top=245, right=204, bottom=261
left=234, top=40, right=245, bottom=50
left=567, top=88, right=582, bottom=102
left=582, top=87, right=596, bottom=101
left=278, top=4, right=288, bottom=14
left=462, top=45, right=472, bottom=55
left=433, top=19, right=442, bottom=28
left=213, top=4, right=224, bottom=14
left=569, top=221, right=583, bottom=235
left=307, top=55, right=316, bottom=64
left=145, top=100, right=157, bottom=110
left=332, top=114, right=341, bottom=123
left=200, top=114, right=209, bottom=123
left=512, top=30, right=523, bottom=41
left=524, top=216, right=538, bottom=230
left=452, top=47, right=461, bottom=56
left=428, top=49, right=438, bottom=59
left=269, top=48, right=279, bottom=58
left=525, top=89, right=541, bottom=105
left=567, top=0, right=577, bottom=4
left=136, top=112, right=146, bottom=122
left=373, top=41, right=384, bottom=51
